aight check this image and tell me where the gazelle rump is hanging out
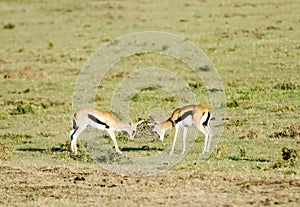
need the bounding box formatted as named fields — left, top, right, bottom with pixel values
left=149, top=104, right=212, bottom=155
left=70, top=108, right=144, bottom=154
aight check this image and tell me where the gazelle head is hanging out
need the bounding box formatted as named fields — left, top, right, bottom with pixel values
left=128, top=120, right=144, bottom=140
left=148, top=122, right=166, bottom=141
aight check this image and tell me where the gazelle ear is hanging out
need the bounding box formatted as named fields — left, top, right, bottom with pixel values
left=129, top=122, right=133, bottom=126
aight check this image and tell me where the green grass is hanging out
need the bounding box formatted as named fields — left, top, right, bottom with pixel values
left=0, top=0, right=299, bottom=206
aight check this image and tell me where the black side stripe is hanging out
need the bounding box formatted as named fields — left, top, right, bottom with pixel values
left=202, top=112, right=210, bottom=126
left=175, top=110, right=193, bottom=124
left=88, top=114, right=110, bottom=129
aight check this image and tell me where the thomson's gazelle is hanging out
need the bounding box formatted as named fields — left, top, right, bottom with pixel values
left=70, top=108, right=144, bottom=154
left=149, top=104, right=212, bottom=155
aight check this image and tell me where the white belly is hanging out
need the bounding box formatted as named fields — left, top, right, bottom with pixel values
left=180, top=115, right=194, bottom=127
left=89, top=120, right=107, bottom=130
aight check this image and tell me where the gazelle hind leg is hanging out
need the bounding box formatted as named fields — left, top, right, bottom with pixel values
left=170, top=125, right=180, bottom=155
left=197, top=124, right=209, bottom=154
left=107, top=130, right=122, bottom=154
left=70, top=126, right=85, bottom=154
left=181, top=127, right=188, bottom=154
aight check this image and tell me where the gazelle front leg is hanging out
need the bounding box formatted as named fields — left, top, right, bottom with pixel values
left=107, top=130, right=122, bottom=154
left=170, top=125, right=180, bottom=155
left=204, top=126, right=213, bottom=153
left=181, top=127, right=188, bottom=154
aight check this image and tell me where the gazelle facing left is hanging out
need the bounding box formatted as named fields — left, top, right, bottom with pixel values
left=149, top=104, right=212, bottom=155
left=70, top=108, right=144, bottom=154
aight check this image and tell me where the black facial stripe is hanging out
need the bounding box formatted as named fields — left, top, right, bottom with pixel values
left=88, top=114, right=110, bottom=129
left=175, top=110, right=193, bottom=124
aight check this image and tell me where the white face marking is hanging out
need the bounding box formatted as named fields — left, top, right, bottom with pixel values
left=130, top=129, right=136, bottom=139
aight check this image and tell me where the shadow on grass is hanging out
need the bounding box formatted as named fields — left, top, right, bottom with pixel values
left=17, top=148, right=45, bottom=152
left=120, top=145, right=164, bottom=152
left=228, top=156, right=270, bottom=162
left=17, top=146, right=69, bottom=153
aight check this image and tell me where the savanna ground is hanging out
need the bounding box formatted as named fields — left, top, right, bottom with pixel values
left=0, top=0, right=300, bottom=206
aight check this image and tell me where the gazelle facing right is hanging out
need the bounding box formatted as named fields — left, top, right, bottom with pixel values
left=149, top=104, right=212, bottom=155
left=70, top=108, right=144, bottom=154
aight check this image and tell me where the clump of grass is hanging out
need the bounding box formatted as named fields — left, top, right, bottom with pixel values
left=188, top=81, right=203, bottom=89
left=0, top=142, right=12, bottom=160
left=270, top=123, right=300, bottom=139
left=131, top=93, right=141, bottom=102
left=253, top=28, right=265, bottom=39
left=48, top=42, right=54, bottom=49
left=274, top=82, right=299, bottom=90
left=69, top=142, right=94, bottom=163
left=272, top=147, right=299, bottom=169
left=0, top=110, right=7, bottom=120
left=9, top=103, right=34, bottom=115
left=97, top=151, right=127, bottom=164
left=210, top=144, right=227, bottom=159
left=239, top=148, right=246, bottom=157
left=227, top=100, right=239, bottom=108
left=3, top=23, right=15, bottom=29
left=0, top=133, right=32, bottom=144
left=228, top=118, right=248, bottom=127
left=141, top=86, right=159, bottom=91
left=239, top=130, right=259, bottom=139
left=163, top=96, right=176, bottom=103
left=198, top=65, right=211, bottom=71
left=281, top=147, right=298, bottom=165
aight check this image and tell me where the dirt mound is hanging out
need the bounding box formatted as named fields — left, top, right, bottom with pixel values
left=270, top=123, right=300, bottom=139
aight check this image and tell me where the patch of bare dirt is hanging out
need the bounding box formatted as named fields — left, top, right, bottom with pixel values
left=1, top=165, right=300, bottom=206
left=3, top=65, right=44, bottom=79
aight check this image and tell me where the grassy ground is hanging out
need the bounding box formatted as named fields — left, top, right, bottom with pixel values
left=0, top=0, right=299, bottom=206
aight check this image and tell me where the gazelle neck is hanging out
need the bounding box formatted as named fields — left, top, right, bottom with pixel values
left=115, top=120, right=131, bottom=131
left=161, top=119, right=173, bottom=130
